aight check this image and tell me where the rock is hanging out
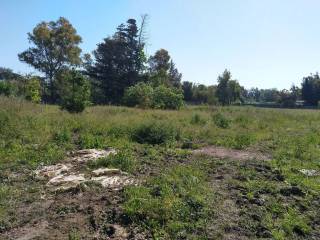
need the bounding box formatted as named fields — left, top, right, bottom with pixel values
left=47, top=174, right=86, bottom=190
left=299, top=169, right=319, bottom=177
left=69, top=148, right=117, bottom=163
left=91, top=175, right=135, bottom=189
left=92, top=168, right=122, bottom=177
left=35, top=164, right=71, bottom=179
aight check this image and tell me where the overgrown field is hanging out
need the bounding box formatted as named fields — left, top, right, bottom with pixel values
left=0, top=96, right=319, bottom=239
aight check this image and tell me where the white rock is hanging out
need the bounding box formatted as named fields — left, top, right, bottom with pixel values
left=69, top=148, right=117, bottom=163
left=91, top=175, right=135, bottom=188
left=35, top=164, right=71, bottom=179
left=47, top=174, right=86, bottom=187
left=92, top=168, right=121, bottom=176
left=299, top=169, right=319, bottom=176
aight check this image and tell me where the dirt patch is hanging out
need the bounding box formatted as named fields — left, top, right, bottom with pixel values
left=1, top=148, right=143, bottom=240
left=193, top=146, right=270, bottom=161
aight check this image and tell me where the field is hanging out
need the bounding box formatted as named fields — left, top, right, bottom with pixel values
left=0, top=96, right=319, bottom=240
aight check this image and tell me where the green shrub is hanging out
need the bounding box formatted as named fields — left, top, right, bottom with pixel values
left=151, top=85, right=184, bottom=110
left=132, top=121, right=179, bottom=145
left=123, top=82, right=153, bottom=108
left=57, top=70, right=91, bottom=113
left=25, top=76, right=41, bottom=103
left=233, top=133, right=254, bottom=149
left=212, top=112, right=230, bottom=128
left=0, top=81, right=13, bottom=96
left=123, top=83, right=184, bottom=110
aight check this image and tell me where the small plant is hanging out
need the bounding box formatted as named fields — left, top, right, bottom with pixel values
left=132, top=121, right=179, bottom=145
left=212, top=112, right=230, bottom=129
left=233, top=133, right=254, bottom=149
left=190, top=113, right=206, bottom=125
left=88, top=150, right=135, bottom=173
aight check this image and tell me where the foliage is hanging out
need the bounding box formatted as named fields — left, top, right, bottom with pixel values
left=212, top=112, right=230, bottom=129
left=148, top=49, right=182, bottom=88
left=301, top=73, right=320, bottom=106
left=216, top=69, right=242, bottom=105
left=151, top=85, right=184, bottom=110
left=18, top=17, right=82, bottom=103
left=123, top=82, right=153, bottom=108
left=57, top=69, right=91, bottom=113
left=87, top=19, right=146, bottom=104
left=25, top=76, right=41, bottom=103
left=132, top=121, right=179, bottom=145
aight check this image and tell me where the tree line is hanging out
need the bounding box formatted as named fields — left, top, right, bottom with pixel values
left=1, top=16, right=320, bottom=112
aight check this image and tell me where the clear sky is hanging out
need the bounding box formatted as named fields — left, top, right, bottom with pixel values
left=1, top=0, right=320, bottom=89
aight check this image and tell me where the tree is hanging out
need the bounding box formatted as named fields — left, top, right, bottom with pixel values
left=0, top=67, right=21, bottom=80
left=278, top=89, right=297, bottom=108
left=216, top=70, right=241, bottom=105
left=301, top=73, right=320, bottom=106
left=182, top=81, right=193, bottom=102
left=18, top=17, right=82, bottom=103
left=148, top=49, right=182, bottom=88
left=56, top=69, right=90, bottom=113
left=87, top=19, right=146, bottom=104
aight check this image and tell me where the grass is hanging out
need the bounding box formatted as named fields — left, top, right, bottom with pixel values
left=0, top=96, right=320, bottom=239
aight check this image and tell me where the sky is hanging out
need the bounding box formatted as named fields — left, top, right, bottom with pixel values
left=1, top=0, right=320, bottom=89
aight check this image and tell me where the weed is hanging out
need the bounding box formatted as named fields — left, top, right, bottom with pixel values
left=132, top=121, right=180, bottom=145
left=212, top=112, right=230, bottom=129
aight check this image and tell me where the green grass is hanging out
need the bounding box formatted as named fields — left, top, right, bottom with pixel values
left=0, top=96, right=320, bottom=239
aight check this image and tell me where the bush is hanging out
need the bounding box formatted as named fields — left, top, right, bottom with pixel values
left=0, top=81, right=13, bottom=96
left=123, top=82, right=153, bottom=108
left=132, top=121, right=179, bottom=145
left=212, top=113, right=230, bottom=129
left=25, top=76, right=41, bottom=103
left=57, top=70, right=91, bottom=113
left=151, top=85, right=184, bottom=110
left=123, top=83, right=184, bottom=110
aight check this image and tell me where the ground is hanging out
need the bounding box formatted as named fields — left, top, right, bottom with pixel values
left=0, top=97, right=319, bottom=239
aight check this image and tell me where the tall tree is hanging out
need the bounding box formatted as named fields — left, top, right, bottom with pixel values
left=148, top=49, right=182, bottom=88
left=216, top=69, right=241, bottom=105
left=18, top=17, right=82, bottom=103
left=87, top=19, right=146, bottom=104
left=301, top=73, right=320, bottom=106
left=182, top=81, right=193, bottom=102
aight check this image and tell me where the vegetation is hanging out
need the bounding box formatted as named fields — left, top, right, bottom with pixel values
left=1, top=12, right=320, bottom=240
left=0, top=98, right=319, bottom=239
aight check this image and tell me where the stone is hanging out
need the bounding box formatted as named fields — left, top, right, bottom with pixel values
left=69, top=148, right=117, bottom=163
left=35, top=164, right=71, bottom=179
left=299, top=169, right=319, bottom=177
left=47, top=174, right=86, bottom=190
left=92, top=168, right=122, bottom=176
left=91, top=175, right=135, bottom=189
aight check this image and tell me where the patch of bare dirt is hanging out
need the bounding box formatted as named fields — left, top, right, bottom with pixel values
left=1, top=148, right=145, bottom=240
left=193, top=145, right=270, bottom=161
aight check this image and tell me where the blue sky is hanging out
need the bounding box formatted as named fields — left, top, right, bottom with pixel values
left=1, top=0, right=319, bottom=89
